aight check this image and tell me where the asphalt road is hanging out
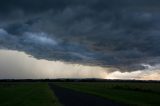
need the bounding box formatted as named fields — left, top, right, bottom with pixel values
left=49, top=83, right=123, bottom=106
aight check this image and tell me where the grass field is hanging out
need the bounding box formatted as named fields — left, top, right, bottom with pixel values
left=0, top=81, right=159, bottom=106
left=55, top=82, right=160, bottom=106
left=0, top=83, right=61, bottom=106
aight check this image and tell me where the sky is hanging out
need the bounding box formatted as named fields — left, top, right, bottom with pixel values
left=0, top=0, right=160, bottom=80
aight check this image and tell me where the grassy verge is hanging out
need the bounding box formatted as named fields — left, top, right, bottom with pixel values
left=0, top=82, right=62, bottom=106
left=55, top=82, right=160, bottom=106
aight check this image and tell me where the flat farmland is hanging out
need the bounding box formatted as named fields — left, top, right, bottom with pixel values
left=0, top=82, right=61, bottom=106
left=54, top=82, right=160, bottom=106
left=0, top=81, right=160, bottom=106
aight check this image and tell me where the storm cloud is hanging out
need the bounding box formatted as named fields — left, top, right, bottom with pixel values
left=1, top=0, right=160, bottom=71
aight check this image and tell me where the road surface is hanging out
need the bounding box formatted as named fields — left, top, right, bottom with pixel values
left=49, top=83, right=123, bottom=106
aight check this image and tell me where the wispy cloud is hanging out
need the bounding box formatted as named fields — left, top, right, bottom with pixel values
left=0, top=28, right=8, bottom=36
left=23, top=32, right=57, bottom=45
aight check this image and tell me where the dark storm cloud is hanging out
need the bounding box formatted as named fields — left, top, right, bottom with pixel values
left=1, top=0, right=160, bottom=71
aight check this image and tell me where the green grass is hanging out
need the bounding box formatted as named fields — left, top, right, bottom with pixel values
left=0, top=82, right=61, bottom=106
left=55, top=82, right=160, bottom=106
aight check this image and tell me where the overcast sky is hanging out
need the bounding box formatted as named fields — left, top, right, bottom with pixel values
left=0, top=0, right=160, bottom=79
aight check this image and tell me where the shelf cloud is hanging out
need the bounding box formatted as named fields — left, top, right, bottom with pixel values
left=1, top=0, right=160, bottom=71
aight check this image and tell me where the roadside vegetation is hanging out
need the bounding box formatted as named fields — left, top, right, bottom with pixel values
left=55, top=82, right=160, bottom=106
left=0, top=82, right=61, bottom=106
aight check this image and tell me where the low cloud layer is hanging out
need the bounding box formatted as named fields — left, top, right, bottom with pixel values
left=1, top=0, right=160, bottom=71
left=107, top=64, right=160, bottom=80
